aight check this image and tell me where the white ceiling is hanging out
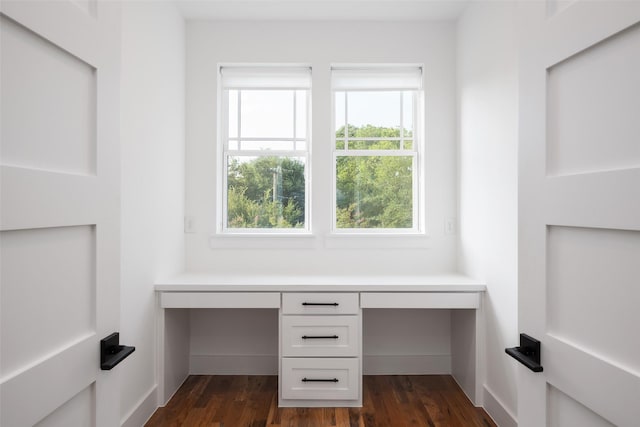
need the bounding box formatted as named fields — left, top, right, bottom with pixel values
left=174, top=0, right=471, bottom=21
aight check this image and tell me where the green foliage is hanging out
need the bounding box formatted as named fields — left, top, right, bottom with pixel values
left=335, top=125, right=414, bottom=229
left=226, top=125, right=414, bottom=230
left=336, top=155, right=413, bottom=229
left=335, top=124, right=413, bottom=141
left=227, top=156, right=305, bottom=229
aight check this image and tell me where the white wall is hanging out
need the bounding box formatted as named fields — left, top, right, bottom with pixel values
left=185, top=20, right=458, bottom=275
left=457, top=2, right=519, bottom=426
left=120, top=2, right=185, bottom=426
left=184, top=20, right=459, bottom=375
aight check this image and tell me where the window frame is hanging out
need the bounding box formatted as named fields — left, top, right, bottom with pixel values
left=331, top=67, right=424, bottom=234
left=217, top=66, right=312, bottom=234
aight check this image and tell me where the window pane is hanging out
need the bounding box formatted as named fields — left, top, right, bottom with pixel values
left=336, top=139, right=345, bottom=149
left=241, top=90, right=294, bottom=138
left=335, top=91, right=346, bottom=136
left=345, top=125, right=402, bottom=142
left=404, top=140, right=413, bottom=150
left=336, top=156, right=413, bottom=229
left=402, top=91, right=414, bottom=137
left=347, top=91, right=401, bottom=137
left=295, top=90, right=307, bottom=139
left=228, top=90, right=238, bottom=138
left=227, top=156, right=306, bottom=229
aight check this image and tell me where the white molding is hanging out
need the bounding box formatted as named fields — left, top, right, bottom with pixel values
left=160, top=376, right=189, bottom=409
left=363, top=355, right=451, bottom=375
left=189, top=354, right=452, bottom=376
left=483, top=384, right=518, bottom=427
left=120, top=385, right=157, bottom=427
left=190, top=355, right=279, bottom=375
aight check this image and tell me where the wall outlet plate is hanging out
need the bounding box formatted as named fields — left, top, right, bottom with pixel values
left=184, top=216, right=195, bottom=233
left=445, top=218, right=456, bottom=235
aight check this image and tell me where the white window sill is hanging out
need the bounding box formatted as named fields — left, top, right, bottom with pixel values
left=209, top=231, right=433, bottom=250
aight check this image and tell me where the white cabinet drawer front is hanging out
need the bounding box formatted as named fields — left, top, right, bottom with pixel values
left=282, top=316, right=359, bottom=357
left=282, top=293, right=359, bottom=315
left=160, top=292, right=281, bottom=308
left=360, top=292, right=480, bottom=309
left=281, top=358, right=359, bottom=400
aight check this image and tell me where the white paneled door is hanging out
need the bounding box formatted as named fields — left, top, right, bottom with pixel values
left=517, top=1, right=640, bottom=426
left=1, top=1, right=122, bottom=426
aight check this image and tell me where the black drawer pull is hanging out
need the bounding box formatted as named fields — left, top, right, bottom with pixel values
left=302, top=335, right=339, bottom=339
left=302, top=378, right=339, bottom=382
left=302, top=302, right=339, bottom=306
left=505, top=333, right=543, bottom=373
left=100, top=332, right=135, bottom=371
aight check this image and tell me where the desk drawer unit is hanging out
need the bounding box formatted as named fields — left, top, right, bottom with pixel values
left=282, top=293, right=359, bottom=315
left=280, top=292, right=362, bottom=407
left=281, top=358, right=359, bottom=400
left=282, top=315, right=359, bottom=357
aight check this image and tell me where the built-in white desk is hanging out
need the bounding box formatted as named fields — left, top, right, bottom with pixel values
left=155, top=275, right=486, bottom=408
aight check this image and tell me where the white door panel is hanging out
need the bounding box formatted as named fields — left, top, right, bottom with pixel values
left=1, top=226, right=96, bottom=375
left=547, top=384, right=615, bottom=427
left=543, top=169, right=640, bottom=230
left=1, top=337, right=96, bottom=427
left=546, top=227, right=640, bottom=372
left=0, top=167, right=100, bottom=229
left=0, top=1, right=122, bottom=426
left=546, top=23, right=640, bottom=176
left=545, top=336, right=640, bottom=427
left=0, top=0, right=99, bottom=65
left=1, top=14, right=97, bottom=175
left=34, top=385, right=95, bottom=427
left=517, top=1, right=640, bottom=427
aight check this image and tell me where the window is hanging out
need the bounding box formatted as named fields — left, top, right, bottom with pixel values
left=219, top=66, right=311, bottom=232
left=332, top=66, right=423, bottom=232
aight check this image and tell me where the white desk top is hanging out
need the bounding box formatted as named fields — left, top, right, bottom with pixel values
left=155, top=273, right=486, bottom=292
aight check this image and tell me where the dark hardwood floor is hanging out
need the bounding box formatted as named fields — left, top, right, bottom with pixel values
left=146, top=375, right=497, bottom=427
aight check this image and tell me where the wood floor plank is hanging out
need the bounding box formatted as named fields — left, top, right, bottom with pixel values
left=145, top=375, right=497, bottom=427
left=391, top=376, right=430, bottom=427
left=265, top=393, right=280, bottom=426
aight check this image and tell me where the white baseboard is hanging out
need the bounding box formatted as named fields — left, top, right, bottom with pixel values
left=483, top=385, right=517, bottom=427
left=120, top=385, right=158, bottom=427
left=190, top=355, right=278, bottom=375
left=363, top=355, right=451, bottom=375
left=189, top=354, right=451, bottom=376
